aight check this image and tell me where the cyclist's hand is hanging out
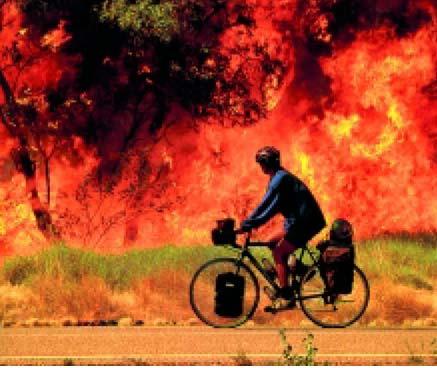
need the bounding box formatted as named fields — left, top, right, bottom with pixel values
left=235, top=228, right=252, bottom=236
left=239, top=221, right=253, bottom=233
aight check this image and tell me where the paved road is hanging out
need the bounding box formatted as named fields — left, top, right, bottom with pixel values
left=0, top=327, right=436, bottom=365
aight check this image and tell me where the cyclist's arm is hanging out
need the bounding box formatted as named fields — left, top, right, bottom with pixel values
left=241, top=186, right=280, bottom=230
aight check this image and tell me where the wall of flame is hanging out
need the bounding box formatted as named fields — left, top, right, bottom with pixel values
left=0, top=0, right=436, bottom=254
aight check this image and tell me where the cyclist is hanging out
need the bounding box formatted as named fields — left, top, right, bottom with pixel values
left=240, top=146, right=326, bottom=311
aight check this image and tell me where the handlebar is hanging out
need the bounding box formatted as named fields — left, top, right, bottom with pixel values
left=234, top=228, right=250, bottom=235
left=214, top=226, right=282, bottom=249
left=234, top=229, right=294, bottom=249
left=234, top=229, right=253, bottom=249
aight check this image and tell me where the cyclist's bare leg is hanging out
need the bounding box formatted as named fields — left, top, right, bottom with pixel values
left=272, top=238, right=299, bottom=289
left=264, top=236, right=299, bottom=311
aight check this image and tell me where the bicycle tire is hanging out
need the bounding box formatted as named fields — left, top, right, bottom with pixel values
left=298, top=264, right=370, bottom=328
left=189, top=257, right=260, bottom=328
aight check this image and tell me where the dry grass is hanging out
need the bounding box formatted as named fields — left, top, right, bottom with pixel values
left=33, top=276, right=124, bottom=320
left=0, top=284, right=36, bottom=322
left=132, top=270, right=195, bottom=322
left=0, top=273, right=435, bottom=327
left=359, top=278, right=436, bottom=326
left=0, top=271, right=197, bottom=325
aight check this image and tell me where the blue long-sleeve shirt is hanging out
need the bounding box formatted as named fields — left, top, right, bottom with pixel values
left=241, top=168, right=326, bottom=240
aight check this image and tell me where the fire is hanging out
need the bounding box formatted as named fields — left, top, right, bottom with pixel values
left=40, top=20, right=71, bottom=52
left=329, top=114, right=360, bottom=144
left=0, top=1, right=436, bottom=255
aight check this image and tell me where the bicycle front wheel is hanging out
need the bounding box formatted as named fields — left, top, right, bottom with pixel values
left=298, top=264, right=370, bottom=328
left=189, top=258, right=260, bottom=328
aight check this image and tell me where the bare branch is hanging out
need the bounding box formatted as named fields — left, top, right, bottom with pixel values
left=0, top=67, right=15, bottom=104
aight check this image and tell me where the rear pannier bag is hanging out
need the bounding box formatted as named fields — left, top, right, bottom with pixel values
left=214, top=272, right=245, bottom=317
left=320, top=242, right=355, bottom=294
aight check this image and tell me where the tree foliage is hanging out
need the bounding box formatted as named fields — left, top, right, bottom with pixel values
left=16, top=0, right=284, bottom=131
left=100, top=0, right=179, bottom=42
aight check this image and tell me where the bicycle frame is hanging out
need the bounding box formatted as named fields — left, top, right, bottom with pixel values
left=231, top=233, right=322, bottom=299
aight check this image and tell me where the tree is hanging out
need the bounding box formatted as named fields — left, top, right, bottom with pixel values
left=1, top=0, right=293, bottom=245
left=0, top=1, right=71, bottom=239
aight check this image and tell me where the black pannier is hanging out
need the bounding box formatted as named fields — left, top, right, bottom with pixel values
left=212, top=218, right=236, bottom=245
left=319, top=240, right=355, bottom=294
left=214, top=272, right=245, bottom=317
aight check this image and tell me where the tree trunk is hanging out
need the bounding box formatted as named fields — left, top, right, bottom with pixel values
left=0, top=69, right=59, bottom=240
left=44, top=156, right=51, bottom=205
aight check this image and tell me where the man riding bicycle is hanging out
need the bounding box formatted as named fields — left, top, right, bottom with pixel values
left=240, top=146, right=326, bottom=311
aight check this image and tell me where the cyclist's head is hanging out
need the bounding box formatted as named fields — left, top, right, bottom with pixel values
left=255, top=146, right=280, bottom=173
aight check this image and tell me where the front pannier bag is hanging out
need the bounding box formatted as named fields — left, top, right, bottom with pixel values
left=214, top=272, right=245, bottom=317
left=320, top=242, right=355, bottom=294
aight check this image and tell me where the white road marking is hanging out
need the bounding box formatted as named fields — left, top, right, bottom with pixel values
left=0, top=353, right=435, bottom=359
left=1, top=328, right=435, bottom=337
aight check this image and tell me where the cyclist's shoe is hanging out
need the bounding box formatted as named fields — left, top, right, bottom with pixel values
left=264, top=286, right=296, bottom=313
left=264, top=297, right=296, bottom=313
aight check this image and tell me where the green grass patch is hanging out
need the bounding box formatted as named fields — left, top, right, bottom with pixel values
left=358, top=233, right=436, bottom=289
left=1, top=234, right=435, bottom=291
left=0, top=243, right=270, bottom=290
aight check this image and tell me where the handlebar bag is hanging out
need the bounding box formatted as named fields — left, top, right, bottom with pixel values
left=211, top=218, right=236, bottom=245
left=320, top=241, right=355, bottom=294
left=214, top=272, right=245, bottom=317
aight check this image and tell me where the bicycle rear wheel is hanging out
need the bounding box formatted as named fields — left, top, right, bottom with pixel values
left=298, top=264, right=370, bottom=328
left=189, top=258, right=260, bottom=328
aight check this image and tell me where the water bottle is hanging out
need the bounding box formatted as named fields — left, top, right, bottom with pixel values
left=287, top=254, right=298, bottom=291
left=287, top=254, right=297, bottom=272
left=262, top=258, right=277, bottom=280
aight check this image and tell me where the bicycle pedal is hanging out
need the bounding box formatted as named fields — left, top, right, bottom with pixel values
left=263, top=306, right=278, bottom=314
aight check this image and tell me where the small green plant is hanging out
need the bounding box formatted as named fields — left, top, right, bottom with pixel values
left=431, top=338, right=437, bottom=364
left=408, top=355, right=425, bottom=365
left=407, top=338, right=437, bottom=365
left=279, top=329, right=318, bottom=366
left=126, top=357, right=150, bottom=366
left=63, top=358, right=74, bottom=366
left=232, top=350, right=253, bottom=366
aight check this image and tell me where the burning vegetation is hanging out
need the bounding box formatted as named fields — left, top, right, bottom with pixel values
left=0, top=0, right=436, bottom=255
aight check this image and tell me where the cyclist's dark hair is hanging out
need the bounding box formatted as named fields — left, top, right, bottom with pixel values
left=255, top=146, right=280, bottom=170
